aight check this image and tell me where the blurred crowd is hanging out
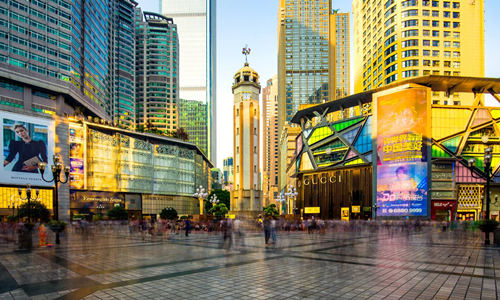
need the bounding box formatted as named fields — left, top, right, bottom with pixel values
left=0, top=217, right=483, bottom=249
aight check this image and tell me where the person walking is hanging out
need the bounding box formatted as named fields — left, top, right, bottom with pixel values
left=185, top=218, right=191, bottom=237
left=271, top=217, right=277, bottom=244
left=263, top=215, right=271, bottom=245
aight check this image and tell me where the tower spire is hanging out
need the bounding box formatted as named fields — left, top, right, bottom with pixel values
left=242, top=44, right=251, bottom=64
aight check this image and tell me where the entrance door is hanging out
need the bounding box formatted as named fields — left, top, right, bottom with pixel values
left=457, top=211, right=476, bottom=221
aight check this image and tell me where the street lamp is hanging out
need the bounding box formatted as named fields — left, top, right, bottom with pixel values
left=467, top=146, right=500, bottom=245
left=372, top=204, right=379, bottom=221
left=193, top=186, right=208, bottom=215
left=209, top=194, right=219, bottom=205
left=38, top=154, right=70, bottom=244
left=97, top=203, right=104, bottom=215
left=285, top=185, right=298, bottom=215
left=8, top=202, right=19, bottom=220
left=18, top=184, right=40, bottom=223
left=276, top=194, right=287, bottom=215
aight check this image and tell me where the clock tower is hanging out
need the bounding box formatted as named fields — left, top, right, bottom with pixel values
left=230, top=62, right=262, bottom=216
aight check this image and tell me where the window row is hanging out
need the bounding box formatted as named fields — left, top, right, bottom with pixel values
left=402, top=30, right=460, bottom=38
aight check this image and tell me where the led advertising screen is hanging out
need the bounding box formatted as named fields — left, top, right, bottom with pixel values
left=1, top=112, right=55, bottom=186
left=69, top=123, right=86, bottom=189
left=375, top=88, right=429, bottom=217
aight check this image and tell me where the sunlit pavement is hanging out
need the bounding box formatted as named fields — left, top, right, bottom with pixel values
left=0, top=229, right=498, bottom=300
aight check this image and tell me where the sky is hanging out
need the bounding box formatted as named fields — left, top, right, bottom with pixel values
left=136, top=0, right=500, bottom=169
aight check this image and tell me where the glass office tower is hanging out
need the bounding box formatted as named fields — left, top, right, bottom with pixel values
left=178, top=98, right=208, bottom=155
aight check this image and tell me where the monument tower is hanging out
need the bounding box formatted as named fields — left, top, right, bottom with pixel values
left=230, top=46, right=262, bottom=216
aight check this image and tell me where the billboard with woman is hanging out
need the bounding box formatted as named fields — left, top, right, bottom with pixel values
left=2, top=112, right=55, bottom=186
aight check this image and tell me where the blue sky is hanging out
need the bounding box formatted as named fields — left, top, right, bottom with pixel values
left=136, top=0, right=500, bottom=168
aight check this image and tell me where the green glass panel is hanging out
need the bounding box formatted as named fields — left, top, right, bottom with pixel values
left=332, top=117, right=364, bottom=132
left=345, top=158, right=364, bottom=166
left=308, top=126, right=333, bottom=145
left=312, top=139, right=347, bottom=153
left=441, top=136, right=461, bottom=154
left=432, top=145, right=452, bottom=158
left=491, top=109, right=500, bottom=119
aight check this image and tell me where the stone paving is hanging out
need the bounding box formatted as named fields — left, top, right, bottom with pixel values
left=0, top=229, right=499, bottom=299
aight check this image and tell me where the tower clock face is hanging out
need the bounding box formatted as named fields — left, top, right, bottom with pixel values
left=242, top=92, right=251, bottom=100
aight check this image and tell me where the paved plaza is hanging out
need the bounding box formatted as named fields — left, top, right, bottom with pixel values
left=0, top=228, right=499, bottom=300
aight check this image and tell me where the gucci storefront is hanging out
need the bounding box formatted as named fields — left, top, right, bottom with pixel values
left=297, top=166, right=373, bottom=220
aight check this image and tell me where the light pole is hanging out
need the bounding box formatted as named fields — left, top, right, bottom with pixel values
left=209, top=194, right=219, bottom=215
left=8, top=202, right=19, bottom=220
left=193, top=186, right=208, bottom=215
left=285, top=185, right=298, bottom=215
left=38, top=154, right=70, bottom=244
left=467, top=146, right=500, bottom=245
left=372, top=204, right=379, bottom=221
left=18, top=184, right=40, bottom=223
left=97, top=203, right=104, bottom=216
left=276, top=194, right=287, bottom=215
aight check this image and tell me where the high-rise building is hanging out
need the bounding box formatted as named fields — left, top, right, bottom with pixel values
left=0, top=0, right=113, bottom=119
left=277, top=0, right=350, bottom=134
left=160, top=0, right=217, bottom=163
left=230, top=63, right=262, bottom=216
left=353, top=0, right=484, bottom=105
left=262, top=75, right=279, bottom=207
left=223, top=156, right=234, bottom=186
left=135, top=9, right=179, bottom=133
left=111, top=0, right=137, bottom=128
left=178, top=99, right=207, bottom=155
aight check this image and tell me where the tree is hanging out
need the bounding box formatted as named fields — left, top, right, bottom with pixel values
left=106, top=206, right=128, bottom=220
left=205, top=189, right=230, bottom=212
left=264, top=204, right=279, bottom=218
left=210, top=203, right=229, bottom=218
left=74, top=106, right=86, bottom=118
left=176, top=127, right=189, bottom=142
left=160, top=207, right=178, bottom=220
left=17, top=201, right=50, bottom=223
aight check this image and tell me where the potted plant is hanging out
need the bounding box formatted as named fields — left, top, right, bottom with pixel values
left=47, top=220, right=68, bottom=233
left=479, top=219, right=499, bottom=233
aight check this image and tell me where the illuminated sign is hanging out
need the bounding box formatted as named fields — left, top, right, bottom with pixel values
left=69, top=123, right=86, bottom=189
left=374, top=88, right=429, bottom=217
left=341, top=207, right=349, bottom=221
left=1, top=112, right=56, bottom=186
left=352, top=206, right=360, bottom=213
left=304, top=207, right=320, bottom=214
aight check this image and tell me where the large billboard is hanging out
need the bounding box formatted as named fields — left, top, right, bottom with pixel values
left=374, top=88, right=429, bottom=217
left=1, top=112, right=55, bottom=186
left=69, top=123, right=86, bottom=189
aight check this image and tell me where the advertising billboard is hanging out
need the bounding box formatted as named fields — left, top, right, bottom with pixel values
left=374, top=88, right=429, bottom=217
left=69, top=123, right=86, bottom=189
left=1, top=112, right=55, bottom=186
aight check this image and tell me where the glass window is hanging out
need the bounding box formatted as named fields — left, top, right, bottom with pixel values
left=453, top=61, right=460, bottom=68
left=432, top=1, right=439, bottom=7
left=423, top=20, right=430, bottom=27
left=433, top=60, right=440, bottom=67
left=422, top=10, right=430, bottom=16
left=444, top=51, right=451, bottom=57
left=444, top=2, right=450, bottom=8
left=423, top=30, right=430, bottom=36
left=453, top=32, right=460, bottom=38
left=444, top=31, right=451, bottom=37
left=423, top=60, right=431, bottom=66
left=444, top=61, right=451, bottom=67
left=453, top=12, right=460, bottom=18
left=432, top=11, right=439, bottom=17
left=453, top=52, right=460, bottom=58
left=432, top=21, right=439, bottom=27
left=453, top=22, right=460, bottom=28
left=423, top=50, right=430, bottom=56
left=443, top=21, right=450, bottom=28
left=423, top=40, right=430, bottom=46
left=444, top=11, right=451, bottom=18
left=453, top=2, right=460, bottom=9
left=453, top=42, right=460, bottom=48
left=432, top=30, right=439, bottom=37
left=432, top=50, right=440, bottom=57
left=432, top=40, right=439, bottom=47
left=444, top=41, right=451, bottom=48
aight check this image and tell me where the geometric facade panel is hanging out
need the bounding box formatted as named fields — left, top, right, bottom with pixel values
left=308, top=126, right=333, bottom=145
left=344, top=150, right=357, bottom=161
left=441, top=136, right=462, bottom=154
left=342, top=127, right=360, bottom=144
left=471, top=108, right=491, bottom=127
left=432, top=145, right=452, bottom=158
left=432, top=108, right=471, bottom=140
left=491, top=109, right=500, bottom=120
left=354, top=116, right=372, bottom=154
left=301, top=152, right=313, bottom=171
left=312, top=139, right=347, bottom=153
left=332, top=117, right=364, bottom=132
left=344, top=158, right=364, bottom=166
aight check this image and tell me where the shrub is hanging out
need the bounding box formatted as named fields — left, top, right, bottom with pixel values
left=47, top=220, right=67, bottom=232
left=17, top=201, right=50, bottom=222
left=160, top=207, right=178, bottom=220
left=106, top=206, right=128, bottom=220
left=478, top=219, right=499, bottom=233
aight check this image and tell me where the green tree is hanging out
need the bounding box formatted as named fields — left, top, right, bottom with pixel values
left=210, top=203, right=229, bottom=218
left=205, top=189, right=230, bottom=212
left=175, top=127, right=189, bottom=141
left=17, top=201, right=50, bottom=222
left=159, top=207, right=178, bottom=220
left=264, top=204, right=279, bottom=218
left=106, top=206, right=128, bottom=220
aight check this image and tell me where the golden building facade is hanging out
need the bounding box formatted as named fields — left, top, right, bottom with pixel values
left=353, top=0, right=484, bottom=105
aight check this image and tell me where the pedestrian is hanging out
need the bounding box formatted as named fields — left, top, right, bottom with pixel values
left=263, top=215, right=271, bottom=245
left=271, top=217, right=277, bottom=244
left=38, top=223, right=46, bottom=247
left=185, top=218, right=191, bottom=237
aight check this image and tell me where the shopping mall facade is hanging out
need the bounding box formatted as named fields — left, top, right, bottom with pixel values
left=0, top=112, right=212, bottom=221
left=290, top=76, right=500, bottom=221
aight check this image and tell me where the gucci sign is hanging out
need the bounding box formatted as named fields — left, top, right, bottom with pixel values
left=298, top=174, right=342, bottom=187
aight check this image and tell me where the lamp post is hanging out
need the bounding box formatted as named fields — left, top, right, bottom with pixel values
left=193, top=186, right=208, bottom=215
left=38, top=154, right=70, bottom=244
left=209, top=194, right=219, bottom=205
left=97, top=203, right=104, bottom=216
left=8, top=202, right=18, bottom=220
left=372, top=204, right=379, bottom=221
left=285, top=185, right=298, bottom=215
left=467, top=146, right=500, bottom=245
left=18, top=184, right=40, bottom=223
left=276, top=194, right=287, bottom=215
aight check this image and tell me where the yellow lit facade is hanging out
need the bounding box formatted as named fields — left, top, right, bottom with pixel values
left=0, top=187, right=53, bottom=220
left=353, top=0, right=484, bottom=105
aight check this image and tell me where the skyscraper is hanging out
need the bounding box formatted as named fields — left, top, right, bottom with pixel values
left=0, top=0, right=112, bottom=119
left=160, top=0, right=217, bottom=163
left=353, top=0, right=484, bottom=105
left=262, top=75, right=279, bottom=207
left=135, top=9, right=179, bottom=132
left=111, top=0, right=137, bottom=128
left=178, top=99, right=208, bottom=155
left=277, top=0, right=350, bottom=134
